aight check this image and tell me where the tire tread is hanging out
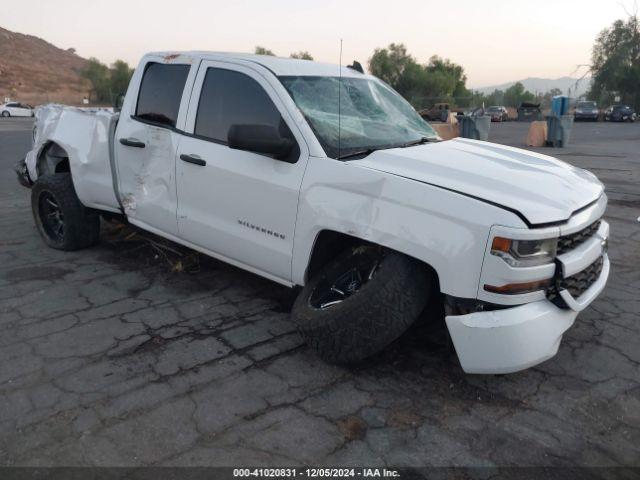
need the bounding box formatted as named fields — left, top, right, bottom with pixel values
left=292, top=248, right=431, bottom=364
left=31, top=173, right=100, bottom=251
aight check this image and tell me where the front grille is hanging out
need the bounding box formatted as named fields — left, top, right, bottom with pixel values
left=560, top=256, right=604, bottom=297
left=557, top=220, right=601, bottom=255
left=547, top=256, right=604, bottom=307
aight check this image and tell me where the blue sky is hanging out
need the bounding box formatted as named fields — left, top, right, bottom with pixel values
left=2, top=0, right=629, bottom=86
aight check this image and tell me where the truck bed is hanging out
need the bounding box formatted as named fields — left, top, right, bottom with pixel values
left=26, top=104, right=122, bottom=213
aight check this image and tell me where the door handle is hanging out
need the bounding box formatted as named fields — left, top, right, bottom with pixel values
left=180, top=154, right=207, bottom=166
left=119, top=138, right=146, bottom=148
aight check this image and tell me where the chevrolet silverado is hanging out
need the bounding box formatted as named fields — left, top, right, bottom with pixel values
left=16, top=52, right=610, bottom=373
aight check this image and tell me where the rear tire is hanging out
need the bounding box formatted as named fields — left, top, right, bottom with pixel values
left=1, top=111, right=9, bottom=118
left=292, top=246, right=431, bottom=364
left=31, top=173, right=100, bottom=251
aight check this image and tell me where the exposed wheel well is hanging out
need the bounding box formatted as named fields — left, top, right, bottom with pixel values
left=305, top=231, right=363, bottom=282
left=306, top=230, right=441, bottom=293
left=37, top=142, right=70, bottom=177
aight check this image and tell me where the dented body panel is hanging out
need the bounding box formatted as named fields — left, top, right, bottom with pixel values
left=113, top=53, right=200, bottom=236
left=26, top=105, right=121, bottom=213
left=291, top=157, right=523, bottom=297
left=116, top=124, right=182, bottom=235
left=19, top=51, right=610, bottom=374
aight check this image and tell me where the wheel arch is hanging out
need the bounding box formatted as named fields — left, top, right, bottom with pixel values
left=303, top=229, right=441, bottom=293
left=36, top=141, right=71, bottom=177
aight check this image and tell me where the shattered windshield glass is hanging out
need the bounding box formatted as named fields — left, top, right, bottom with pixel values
left=280, top=76, right=438, bottom=159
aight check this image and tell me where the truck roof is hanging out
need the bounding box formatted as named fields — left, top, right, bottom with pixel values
left=145, top=51, right=369, bottom=78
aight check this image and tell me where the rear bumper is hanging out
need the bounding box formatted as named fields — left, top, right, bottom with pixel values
left=574, top=113, right=598, bottom=120
left=446, top=254, right=610, bottom=374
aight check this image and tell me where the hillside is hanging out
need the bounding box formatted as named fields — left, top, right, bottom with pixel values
left=474, top=76, right=591, bottom=97
left=0, top=26, right=90, bottom=105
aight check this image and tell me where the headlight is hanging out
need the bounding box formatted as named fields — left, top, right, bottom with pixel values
left=491, top=237, right=558, bottom=267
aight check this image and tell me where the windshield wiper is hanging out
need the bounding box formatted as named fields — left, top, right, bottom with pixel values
left=337, top=137, right=435, bottom=160
left=400, top=137, right=433, bottom=148
left=337, top=148, right=378, bottom=160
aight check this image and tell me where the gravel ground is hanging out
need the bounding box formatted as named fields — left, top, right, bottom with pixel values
left=0, top=117, right=638, bottom=469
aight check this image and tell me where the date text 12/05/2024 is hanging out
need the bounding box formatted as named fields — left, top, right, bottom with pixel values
left=233, top=468, right=401, bottom=478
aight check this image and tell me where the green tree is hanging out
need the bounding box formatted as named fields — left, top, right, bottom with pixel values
left=368, top=43, right=469, bottom=108
left=368, top=43, right=416, bottom=89
left=486, top=89, right=505, bottom=106
left=503, top=82, right=535, bottom=107
left=540, top=87, right=563, bottom=108
left=81, top=58, right=134, bottom=104
left=588, top=13, right=640, bottom=109
left=425, top=56, right=469, bottom=100
left=290, top=51, right=313, bottom=60
left=81, top=57, right=110, bottom=102
left=110, top=60, right=135, bottom=98
left=255, top=46, right=276, bottom=56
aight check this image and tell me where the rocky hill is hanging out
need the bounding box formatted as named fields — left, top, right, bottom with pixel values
left=0, top=26, right=90, bottom=105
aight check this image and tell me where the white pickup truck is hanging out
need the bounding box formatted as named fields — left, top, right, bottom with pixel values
left=16, top=52, right=610, bottom=374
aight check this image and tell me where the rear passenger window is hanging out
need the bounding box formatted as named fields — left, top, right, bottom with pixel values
left=195, top=68, right=283, bottom=143
left=135, top=62, right=190, bottom=128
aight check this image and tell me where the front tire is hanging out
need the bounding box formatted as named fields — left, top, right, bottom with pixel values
left=31, top=173, right=100, bottom=250
left=292, top=246, right=431, bottom=364
left=1, top=111, right=10, bottom=118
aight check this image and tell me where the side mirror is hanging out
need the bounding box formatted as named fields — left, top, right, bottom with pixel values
left=228, top=124, right=294, bottom=161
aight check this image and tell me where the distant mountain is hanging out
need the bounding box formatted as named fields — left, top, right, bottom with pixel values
left=473, top=76, right=591, bottom=97
left=0, top=25, right=90, bottom=105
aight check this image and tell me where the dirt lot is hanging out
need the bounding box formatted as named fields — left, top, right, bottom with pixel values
left=0, top=118, right=639, bottom=469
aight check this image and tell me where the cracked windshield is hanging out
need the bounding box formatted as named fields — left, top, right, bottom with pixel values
left=280, top=75, right=438, bottom=159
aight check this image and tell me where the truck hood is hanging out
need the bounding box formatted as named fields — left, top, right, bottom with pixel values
left=352, top=138, right=604, bottom=226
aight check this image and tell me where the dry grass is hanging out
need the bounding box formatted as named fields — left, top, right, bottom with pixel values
left=102, top=220, right=201, bottom=274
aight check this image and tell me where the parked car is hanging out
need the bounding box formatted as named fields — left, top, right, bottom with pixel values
left=603, top=104, right=636, bottom=122
left=574, top=101, right=600, bottom=121
left=485, top=106, right=509, bottom=122
left=517, top=102, right=542, bottom=121
left=1, top=102, right=34, bottom=117
left=418, top=103, right=463, bottom=122
left=16, top=52, right=610, bottom=374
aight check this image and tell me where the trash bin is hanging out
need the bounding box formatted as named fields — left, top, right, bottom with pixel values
left=560, top=114, right=574, bottom=146
left=458, top=115, right=491, bottom=141
left=546, top=114, right=574, bottom=147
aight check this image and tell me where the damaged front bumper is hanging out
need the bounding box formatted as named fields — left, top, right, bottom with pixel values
left=446, top=254, right=610, bottom=374
left=15, top=158, right=33, bottom=188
